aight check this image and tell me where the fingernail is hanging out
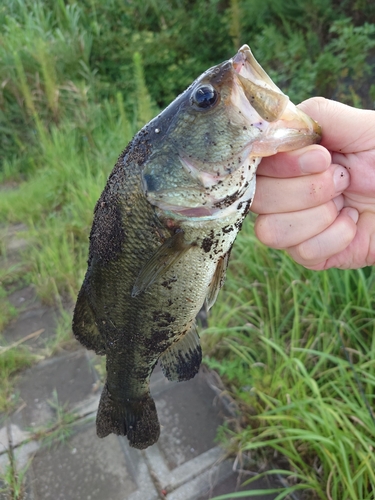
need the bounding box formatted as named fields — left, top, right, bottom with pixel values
left=299, top=149, right=329, bottom=173
left=333, top=166, right=350, bottom=192
left=347, top=208, right=359, bottom=223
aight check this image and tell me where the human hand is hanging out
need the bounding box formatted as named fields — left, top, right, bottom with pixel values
left=252, top=97, right=375, bottom=270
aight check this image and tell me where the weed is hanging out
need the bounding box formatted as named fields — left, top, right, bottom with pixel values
left=32, top=390, right=77, bottom=448
left=0, top=450, right=32, bottom=500
left=44, top=308, right=77, bottom=356
left=0, top=286, right=17, bottom=333
left=0, top=339, right=37, bottom=413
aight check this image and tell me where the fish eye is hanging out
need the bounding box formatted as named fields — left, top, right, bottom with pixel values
left=191, top=84, right=218, bottom=109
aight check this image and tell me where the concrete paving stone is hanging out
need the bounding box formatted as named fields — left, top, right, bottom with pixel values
left=2, top=305, right=59, bottom=348
left=0, top=450, right=9, bottom=475
left=14, top=441, right=40, bottom=470
left=11, top=423, right=31, bottom=448
left=154, top=369, right=226, bottom=469
left=166, top=460, right=233, bottom=500
left=7, top=285, right=39, bottom=311
left=145, top=445, right=224, bottom=493
left=12, top=351, right=97, bottom=430
left=118, top=440, right=160, bottom=500
left=149, top=367, right=279, bottom=500
left=150, top=363, right=177, bottom=396
left=145, top=442, right=279, bottom=500
left=71, top=393, right=101, bottom=419
left=0, top=425, right=9, bottom=455
left=28, top=422, right=137, bottom=500
left=196, top=471, right=279, bottom=500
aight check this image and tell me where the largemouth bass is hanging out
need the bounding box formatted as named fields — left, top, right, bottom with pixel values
left=73, top=45, right=321, bottom=449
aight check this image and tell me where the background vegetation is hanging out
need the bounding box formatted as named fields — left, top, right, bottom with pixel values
left=0, top=0, right=375, bottom=498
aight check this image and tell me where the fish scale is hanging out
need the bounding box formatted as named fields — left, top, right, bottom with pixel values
left=73, top=44, right=321, bottom=449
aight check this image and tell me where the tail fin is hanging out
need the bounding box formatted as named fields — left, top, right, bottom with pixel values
left=96, top=383, right=160, bottom=449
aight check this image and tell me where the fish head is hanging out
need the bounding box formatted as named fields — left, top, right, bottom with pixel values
left=142, top=44, right=321, bottom=220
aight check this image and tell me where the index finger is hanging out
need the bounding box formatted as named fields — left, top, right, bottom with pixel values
left=257, top=144, right=331, bottom=178
left=298, top=97, right=375, bottom=153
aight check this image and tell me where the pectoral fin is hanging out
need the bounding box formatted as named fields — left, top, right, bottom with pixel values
left=159, top=322, right=202, bottom=382
left=72, top=285, right=106, bottom=355
left=205, top=252, right=230, bottom=311
left=132, top=230, right=191, bottom=297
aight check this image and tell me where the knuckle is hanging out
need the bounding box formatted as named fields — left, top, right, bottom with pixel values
left=306, top=171, right=333, bottom=206
left=294, top=240, right=319, bottom=263
left=254, top=216, right=282, bottom=248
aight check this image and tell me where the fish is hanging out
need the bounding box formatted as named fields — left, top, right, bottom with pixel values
left=72, top=44, right=321, bottom=450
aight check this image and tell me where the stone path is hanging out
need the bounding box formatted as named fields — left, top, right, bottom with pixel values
left=0, top=225, right=282, bottom=500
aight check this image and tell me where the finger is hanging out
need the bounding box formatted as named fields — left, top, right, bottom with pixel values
left=287, top=207, right=359, bottom=269
left=257, top=144, right=331, bottom=178
left=317, top=210, right=375, bottom=269
left=332, top=151, right=375, bottom=198
left=252, top=164, right=350, bottom=214
left=298, top=97, right=375, bottom=153
left=254, top=196, right=344, bottom=249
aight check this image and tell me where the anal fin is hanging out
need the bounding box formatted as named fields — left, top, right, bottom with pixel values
left=160, top=323, right=202, bottom=382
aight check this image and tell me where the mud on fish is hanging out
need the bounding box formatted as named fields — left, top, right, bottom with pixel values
left=72, top=45, right=321, bottom=449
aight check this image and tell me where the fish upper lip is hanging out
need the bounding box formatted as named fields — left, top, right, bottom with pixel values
left=232, top=45, right=282, bottom=93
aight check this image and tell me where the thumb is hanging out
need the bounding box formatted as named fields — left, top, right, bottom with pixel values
left=298, top=97, right=375, bottom=153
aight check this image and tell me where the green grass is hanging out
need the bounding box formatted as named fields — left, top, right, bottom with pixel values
left=31, top=389, right=79, bottom=448
left=0, top=339, right=37, bottom=413
left=0, top=452, right=31, bottom=500
left=0, top=286, right=17, bottom=332
left=0, top=100, right=135, bottom=304
left=204, top=218, right=375, bottom=499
